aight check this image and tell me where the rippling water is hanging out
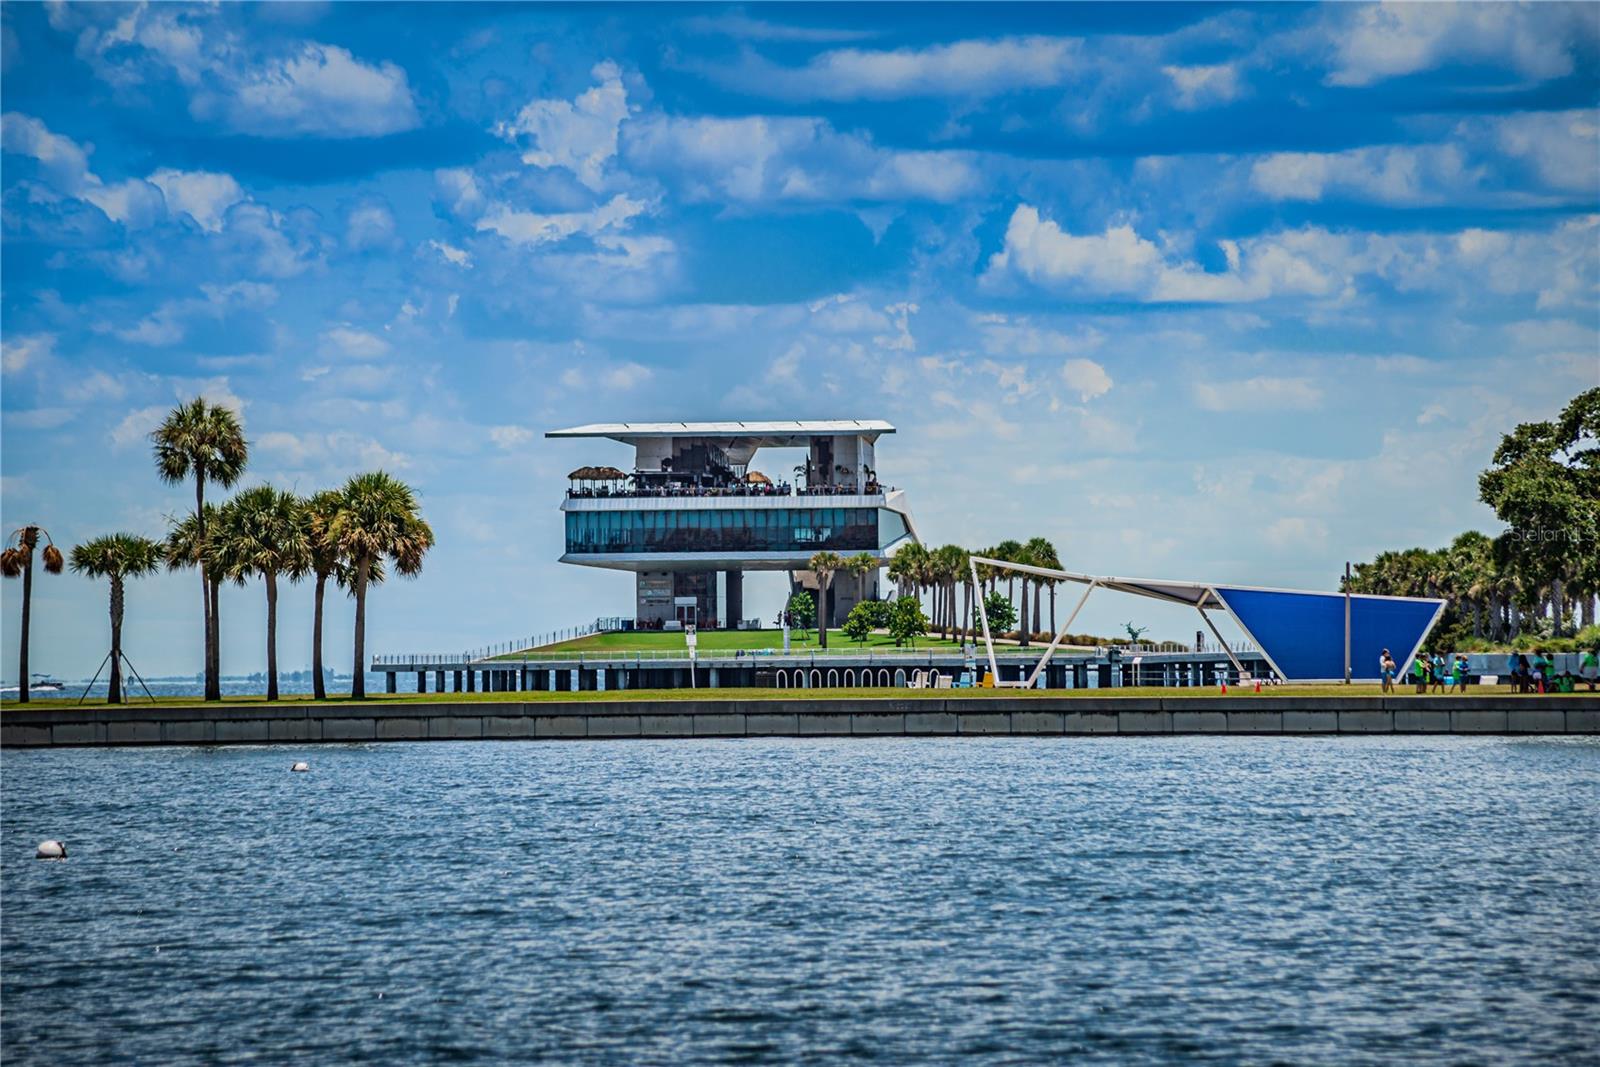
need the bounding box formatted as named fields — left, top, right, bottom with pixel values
left=4, top=737, right=1598, bottom=1065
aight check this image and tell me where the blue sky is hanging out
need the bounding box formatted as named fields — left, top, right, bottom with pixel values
left=3, top=2, right=1598, bottom=676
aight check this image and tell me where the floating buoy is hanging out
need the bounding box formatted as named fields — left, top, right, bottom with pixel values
left=290, top=761, right=309, bottom=773
left=36, top=840, right=66, bottom=860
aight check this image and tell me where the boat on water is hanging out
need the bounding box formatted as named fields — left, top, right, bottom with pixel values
left=0, top=674, right=65, bottom=694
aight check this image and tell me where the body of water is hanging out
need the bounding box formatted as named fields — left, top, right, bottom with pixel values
left=4, top=736, right=1598, bottom=1064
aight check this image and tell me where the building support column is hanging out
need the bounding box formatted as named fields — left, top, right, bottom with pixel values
left=466, top=669, right=476, bottom=693
left=435, top=670, right=445, bottom=693
left=725, top=570, right=743, bottom=629
left=385, top=672, right=397, bottom=694
left=453, top=670, right=462, bottom=692
left=417, top=671, right=426, bottom=694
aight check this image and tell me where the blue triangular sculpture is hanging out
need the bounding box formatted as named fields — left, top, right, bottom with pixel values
left=1213, top=587, right=1443, bottom=681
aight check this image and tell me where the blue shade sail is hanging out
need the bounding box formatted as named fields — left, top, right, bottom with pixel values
left=1213, top=587, right=1443, bottom=680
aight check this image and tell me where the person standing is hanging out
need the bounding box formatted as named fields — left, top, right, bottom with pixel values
left=1429, top=653, right=1447, bottom=693
left=1452, top=654, right=1469, bottom=693
left=1412, top=654, right=1428, bottom=694
left=1580, top=647, right=1599, bottom=692
left=1380, top=649, right=1395, bottom=693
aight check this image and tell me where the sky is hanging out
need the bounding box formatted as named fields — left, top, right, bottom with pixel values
left=2, top=1, right=1598, bottom=678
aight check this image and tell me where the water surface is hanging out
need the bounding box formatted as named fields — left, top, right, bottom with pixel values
left=4, top=737, right=1598, bottom=1064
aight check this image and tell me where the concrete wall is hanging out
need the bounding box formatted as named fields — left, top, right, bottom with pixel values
left=3, top=696, right=1595, bottom=748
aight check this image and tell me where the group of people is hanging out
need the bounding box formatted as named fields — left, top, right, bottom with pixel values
left=1379, top=647, right=1600, bottom=693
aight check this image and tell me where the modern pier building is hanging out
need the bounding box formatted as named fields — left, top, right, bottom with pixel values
left=547, top=420, right=920, bottom=629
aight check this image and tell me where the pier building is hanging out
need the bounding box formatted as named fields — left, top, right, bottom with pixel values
left=546, top=420, right=920, bottom=629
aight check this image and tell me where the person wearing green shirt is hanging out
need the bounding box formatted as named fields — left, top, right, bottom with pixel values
left=1580, top=649, right=1598, bottom=692
left=1411, top=655, right=1427, bottom=694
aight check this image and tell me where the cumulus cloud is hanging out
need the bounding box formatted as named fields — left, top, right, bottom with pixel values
left=102, top=282, right=278, bottom=346
left=1163, top=63, right=1242, bottom=109
left=2, top=332, right=55, bottom=374
left=320, top=324, right=390, bottom=359
left=256, top=429, right=409, bottom=470
left=52, top=6, right=419, bottom=137
left=495, top=61, right=630, bottom=191
left=1060, top=358, right=1113, bottom=402
left=985, top=203, right=1599, bottom=308
left=146, top=168, right=245, bottom=232
left=1321, top=3, right=1590, bottom=87
left=717, top=35, right=1082, bottom=100
left=109, top=405, right=169, bottom=449
left=623, top=114, right=980, bottom=203
left=489, top=425, right=534, bottom=449
left=475, top=193, right=649, bottom=246
left=424, top=239, right=472, bottom=268
left=1248, top=145, right=1476, bottom=205
left=1193, top=376, right=1323, bottom=412
left=344, top=198, right=400, bottom=251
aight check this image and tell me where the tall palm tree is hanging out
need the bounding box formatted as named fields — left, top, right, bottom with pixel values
left=69, top=534, right=162, bottom=704
left=216, top=487, right=311, bottom=701
left=1026, top=537, right=1060, bottom=637
left=933, top=545, right=969, bottom=641
left=303, top=489, right=346, bottom=700
left=163, top=506, right=225, bottom=686
left=2, top=525, right=64, bottom=703
left=329, top=472, right=434, bottom=699
left=808, top=550, right=845, bottom=649
left=846, top=551, right=878, bottom=619
left=151, top=398, right=248, bottom=702
left=888, top=542, right=927, bottom=599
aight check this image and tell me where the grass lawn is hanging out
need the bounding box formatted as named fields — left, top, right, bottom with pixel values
left=6, top=683, right=1584, bottom=709
left=500, top=628, right=970, bottom=657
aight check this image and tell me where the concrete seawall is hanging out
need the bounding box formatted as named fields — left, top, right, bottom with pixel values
left=4, top=696, right=1598, bottom=748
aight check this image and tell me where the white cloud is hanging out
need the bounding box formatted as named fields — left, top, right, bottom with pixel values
left=1484, top=110, right=1600, bottom=193
left=495, top=60, right=629, bottom=191
left=110, top=405, right=169, bottom=449
left=1322, top=3, right=1587, bottom=87
left=256, top=429, right=409, bottom=470
left=1193, top=376, right=1323, bottom=412
left=725, top=35, right=1082, bottom=100
left=320, top=324, right=390, bottom=359
left=344, top=199, right=399, bottom=251
left=475, top=193, right=648, bottom=246
left=623, top=114, right=980, bottom=203
left=6, top=408, right=75, bottom=430
left=1060, top=358, right=1113, bottom=402
left=489, top=425, right=533, bottom=450
left=146, top=168, right=244, bottom=232
left=104, top=282, right=279, bottom=346
left=1249, top=145, right=1475, bottom=205
left=2, top=332, right=55, bottom=374
left=425, top=239, right=472, bottom=268
left=1263, top=516, right=1328, bottom=551
left=1163, top=63, right=1242, bottom=109
left=601, top=361, right=654, bottom=390
left=54, top=6, right=420, bottom=137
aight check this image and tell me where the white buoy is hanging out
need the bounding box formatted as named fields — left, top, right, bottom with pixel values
left=36, top=840, right=66, bottom=859
left=290, top=761, right=309, bottom=773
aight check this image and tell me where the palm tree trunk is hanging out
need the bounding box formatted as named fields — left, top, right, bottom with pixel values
left=963, top=581, right=972, bottom=641
left=312, top=571, right=327, bottom=700
left=1049, top=583, right=1057, bottom=636
left=1033, top=580, right=1042, bottom=635
left=18, top=549, right=32, bottom=703
left=352, top=557, right=369, bottom=699
left=195, top=473, right=219, bottom=702
left=210, top=576, right=221, bottom=691
left=817, top=578, right=829, bottom=649
left=1019, top=579, right=1030, bottom=646
left=265, top=570, right=279, bottom=702
left=109, top=576, right=124, bottom=705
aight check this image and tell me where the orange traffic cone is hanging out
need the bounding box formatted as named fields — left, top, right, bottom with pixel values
left=1254, top=679, right=1261, bottom=693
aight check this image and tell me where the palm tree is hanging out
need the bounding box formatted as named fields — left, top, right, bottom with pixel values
left=303, top=490, right=346, bottom=700
left=329, top=472, right=434, bottom=699
left=808, top=550, right=845, bottom=648
left=69, top=534, right=162, bottom=704
left=888, top=542, right=927, bottom=599
left=1, top=525, right=64, bottom=703
left=163, top=506, right=225, bottom=684
left=932, top=545, right=969, bottom=641
left=1026, top=537, right=1060, bottom=637
left=216, top=487, right=311, bottom=701
left=152, top=398, right=248, bottom=702
left=846, top=551, right=878, bottom=617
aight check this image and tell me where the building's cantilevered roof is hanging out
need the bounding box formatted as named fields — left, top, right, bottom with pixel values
left=546, top=420, right=895, bottom=446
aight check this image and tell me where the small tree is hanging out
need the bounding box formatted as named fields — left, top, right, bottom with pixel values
left=982, top=589, right=1017, bottom=636
left=809, top=550, right=845, bottom=648
left=1123, top=622, right=1149, bottom=644
left=842, top=602, right=876, bottom=644
left=786, top=591, right=815, bottom=641
left=69, top=534, right=163, bottom=704
left=2, top=525, right=64, bottom=703
left=889, top=595, right=928, bottom=647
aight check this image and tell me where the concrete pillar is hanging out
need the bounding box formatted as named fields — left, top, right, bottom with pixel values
left=385, top=672, right=397, bottom=694
left=725, top=570, right=743, bottom=629
left=710, top=667, right=719, bottom=688
left=548, top=669, right=556, bottom=691
left=453, top=670, right=462, bottom=692
left=435, top=670, right=445, bottom=693
left=466, top=669, right=476, bottom=693
left=417, top=671, right=426, bottom=694
left=617, top=668, right=627, bottom=691
left=570, top=668, right=579, bottom=692
left=596, top=668, right=606, bottom=692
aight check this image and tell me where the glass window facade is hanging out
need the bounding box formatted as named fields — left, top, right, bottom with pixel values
left=565, top=507, right=885, bottom=555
